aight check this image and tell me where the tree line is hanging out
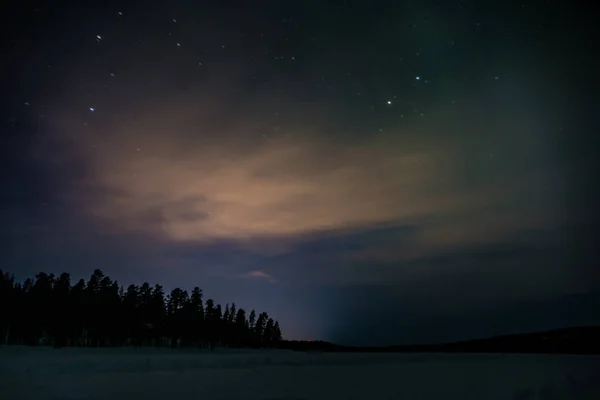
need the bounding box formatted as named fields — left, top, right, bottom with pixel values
left=0, top=269, right=282, bottom=349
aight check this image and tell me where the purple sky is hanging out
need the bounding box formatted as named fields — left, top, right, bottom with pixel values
left=2, top=0, right=598, bottom=345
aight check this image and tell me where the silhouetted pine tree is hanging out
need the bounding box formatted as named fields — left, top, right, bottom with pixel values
left=213, top=303, right=223, bottom=347
left=70, top=279, right=86, bottom=345
left=122, top=284, right=140, bottom=346
left=150, top=285, right=166, bottom=346
left=52, top=273, right=71, bottom=347
left=234, top=308, right=248, bottom=347
left=254, top=312, right=267, bottom=348
left=248, top=309, right=256, bottom=331
left=0, top=271, right=16, bottom=344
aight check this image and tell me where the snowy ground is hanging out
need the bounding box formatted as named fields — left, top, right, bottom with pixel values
left=1, top=347, right=599, bottom=399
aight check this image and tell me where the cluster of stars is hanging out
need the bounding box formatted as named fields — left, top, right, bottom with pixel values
left=85, top=13, right=455, bottom=120
left=14, top=5, right=502, bottom=160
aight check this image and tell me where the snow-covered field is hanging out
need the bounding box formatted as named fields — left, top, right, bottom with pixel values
left=1, top=347, right=599, bottom=399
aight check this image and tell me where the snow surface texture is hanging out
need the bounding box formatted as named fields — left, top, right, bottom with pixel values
left=1, top=347, right=599, bottom=399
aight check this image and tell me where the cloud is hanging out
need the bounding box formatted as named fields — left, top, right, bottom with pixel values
left=86, top=137, right=447, bottom=241
left=242, top=270, right=278, bottom=284
left=42, top=79, right=567, bottom=266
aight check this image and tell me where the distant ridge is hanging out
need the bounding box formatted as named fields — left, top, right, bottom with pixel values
left=278, top=326, right=600, bottom=355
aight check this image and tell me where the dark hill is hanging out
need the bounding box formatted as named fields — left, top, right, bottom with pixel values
left=278, top=326, right=600, bottom=355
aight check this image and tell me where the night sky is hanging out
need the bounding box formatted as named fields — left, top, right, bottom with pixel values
left=2, top=0, right=599, bottom=346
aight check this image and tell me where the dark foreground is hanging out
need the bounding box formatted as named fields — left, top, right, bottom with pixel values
left=1, top=346, right=599, bottom=399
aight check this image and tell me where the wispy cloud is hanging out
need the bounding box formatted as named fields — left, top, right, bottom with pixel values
left=242, top=270, right=278, bottom=284
left=43, top=82, right=567, bottom=269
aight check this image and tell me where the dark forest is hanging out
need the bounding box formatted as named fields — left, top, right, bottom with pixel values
left=0, top=269, right=282, bottom=349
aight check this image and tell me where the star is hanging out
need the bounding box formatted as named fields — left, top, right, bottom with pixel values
left=89, top=107, right=95, bottom=112
left=415, top=76, right=420, bottom=80
left=386, top=100, right=392, bottom=105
